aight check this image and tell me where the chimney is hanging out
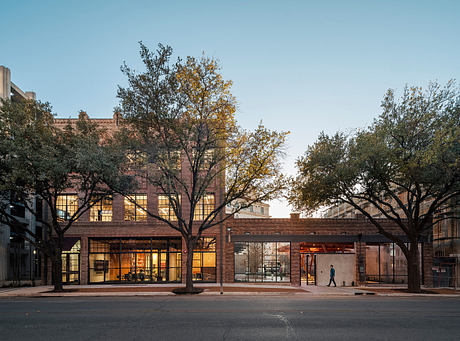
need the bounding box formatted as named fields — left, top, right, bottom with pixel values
left=290, top=213, right=300, bottom=220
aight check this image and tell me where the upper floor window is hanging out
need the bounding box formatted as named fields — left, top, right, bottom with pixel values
left=124, top=194, right=147, bottom=221
left=163, top=150, right=181, bottom=170
left=158, top=194, right=181, bottom=221
left=126, top=150, right=148, bottom=170
left=194, top=194, right=215, bottom=221
left=56, top=195, right=78, bottom=222
left=90, top=195, right=113, bottom=222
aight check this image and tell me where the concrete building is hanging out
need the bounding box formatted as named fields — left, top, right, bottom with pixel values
left=226, top=198, right=270, bottom=219
left=0, top=66, right=41, bottom=286
left=0, top=66, right=35, bottom=103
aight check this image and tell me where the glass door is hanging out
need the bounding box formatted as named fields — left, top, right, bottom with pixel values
left=62, top=253, right=80, bottom=284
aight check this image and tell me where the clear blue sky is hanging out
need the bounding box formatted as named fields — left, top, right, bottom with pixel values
left=2, top=0, right=459, bottom=217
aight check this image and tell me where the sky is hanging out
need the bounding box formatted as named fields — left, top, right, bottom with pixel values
left=1, top=0, right=459, bottom=217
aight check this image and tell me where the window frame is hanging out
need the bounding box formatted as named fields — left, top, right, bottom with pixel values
left=158, top=194, right=181, bottom=221
left=193, top=193, right=215, bottom=221
left=56, top=194, right=79, bottom=222
left=90, top=195, right=113, bottom=222
left=124, top=194, right=147, bottom=222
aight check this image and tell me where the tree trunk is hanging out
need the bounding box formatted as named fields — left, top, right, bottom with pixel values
left=185, top=239, right=194, bottom=293
left=52, top=251, right=63, bottom=292
left=52, top=234, right=64, bottom=292
left=407, top=242, right=421, bottom=293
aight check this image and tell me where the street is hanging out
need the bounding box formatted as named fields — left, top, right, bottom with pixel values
left=0, top=296, right=459, bottom=340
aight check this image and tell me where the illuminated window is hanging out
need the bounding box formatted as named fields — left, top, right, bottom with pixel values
left=158, top=195, right=181, bottom=221
left=90, top=196, right=113, bottom=222
left=193, top=149, right=215, bottom=169
left=192, top=238, right=216, bottom=282
left=193, top=194, right=215, bottom=221
left=126, top=150, right=148, bottom=169
left=56, top=195, right=78, bottom=221
left=166, top=151, right=181, bottom=170
left=124, top=194, right=147, bottom=221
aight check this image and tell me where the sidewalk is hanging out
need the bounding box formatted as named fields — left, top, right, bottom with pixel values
left=1, top=283, right=459, bottom=298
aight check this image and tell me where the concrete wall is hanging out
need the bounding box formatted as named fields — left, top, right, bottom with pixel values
left=316, top=254, right=355, bottom=286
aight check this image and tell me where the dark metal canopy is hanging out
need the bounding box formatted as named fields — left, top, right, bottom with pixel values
left=231, top=234, right=416, bottom=243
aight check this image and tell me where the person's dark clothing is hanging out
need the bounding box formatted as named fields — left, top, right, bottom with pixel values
left=327, top=267, right=336, bottom=287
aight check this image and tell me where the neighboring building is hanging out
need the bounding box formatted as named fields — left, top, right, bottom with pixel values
left=0, top=66, right=41, bottom=286
left=0, top=66, right=35, bottom=103
left=226, top=198, right=270, bottom=218
left=47, top=115, right=434, bottom=288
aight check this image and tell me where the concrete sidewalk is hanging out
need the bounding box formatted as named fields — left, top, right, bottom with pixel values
left=1, top=283, right=458, bottom=298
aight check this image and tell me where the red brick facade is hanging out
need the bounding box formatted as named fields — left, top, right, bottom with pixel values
left=51, top=116, right=433, bottom=288
left=58, top=211, right=433, bottom=287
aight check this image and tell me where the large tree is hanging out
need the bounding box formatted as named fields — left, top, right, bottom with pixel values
left=117, top=43, right=288, bottom=293
left=288, top=81, right=460, bottom=292
left=0, top=99, right=132, bottom=291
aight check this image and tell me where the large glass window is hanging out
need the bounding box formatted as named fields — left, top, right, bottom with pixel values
left=90, top=195, right=113, bottom=222
left=88, top=238, right=181, bottom=283
left=56, top=195, right=78, bottom=221
left=192, top=237, right=216, bottom=282
left=365, top=243, right=420, bottom=284
left=124, top=194, right=147, bottom=221
left=234, top=242, right=290, bottom=283
left=194, top=194, right=215, bottom=221
left=158, top=195, right=181, bottom=221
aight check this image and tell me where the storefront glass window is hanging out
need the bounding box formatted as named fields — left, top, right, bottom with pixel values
left=365, top=243, right=421, bottom=284
left=234, top=242, right=290, bottom=283
left=88, top=238, right=181, bottom=283
left=192, top=237, right=216, bottom=282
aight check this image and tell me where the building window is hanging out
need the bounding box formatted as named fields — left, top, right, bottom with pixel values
left=158, top=195, right=181, bottom=221
left=126, top=150, right=148, bottom=170
left=124, top=194, right=147, bottom=221
left=56, top=195, right=78, bottom=221
left=194, top=194, right=215, bottom=221
left=88, top=238, right=182, bottom=283
left=164, top=150, right=181, bottom=170
left=90, top=196, right=113, bottom=222
left=234, top=242, right=290, bottom=283
left=192, top=238, right=216, bottom=282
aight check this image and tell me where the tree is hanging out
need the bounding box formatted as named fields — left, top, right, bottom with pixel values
left=0, top=99, right=132, bottom=291
left=288, top=81, right=460, bottom=293
left=117, top=43, right=288, bottom=293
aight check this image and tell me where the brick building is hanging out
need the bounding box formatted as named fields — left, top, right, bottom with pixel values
left=48, top=114, right=434, bottom=287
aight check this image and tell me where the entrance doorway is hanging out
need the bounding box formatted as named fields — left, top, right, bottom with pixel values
left=300, top=253, right=316, bottom=285
left=62, top=253, right=80, bottom=284
left=61, top=239, right=81, bottom=284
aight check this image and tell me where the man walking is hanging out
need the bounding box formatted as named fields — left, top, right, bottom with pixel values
left=327, top=264, right=336, bottom=287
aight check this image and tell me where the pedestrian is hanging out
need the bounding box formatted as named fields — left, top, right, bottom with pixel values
left=327, top=264, right=336, bottom=287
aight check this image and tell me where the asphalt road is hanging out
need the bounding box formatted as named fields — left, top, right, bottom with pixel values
left=0, top=296, right=459, bottom=341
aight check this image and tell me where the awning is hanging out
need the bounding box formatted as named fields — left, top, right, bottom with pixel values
left=62, top=237, right=80, bottom=251
left=231, top=234, right=418, bottom=243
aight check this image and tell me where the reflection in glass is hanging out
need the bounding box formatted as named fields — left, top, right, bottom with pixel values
left=365, top=243, right=419, bottom=284
left=234, top=242, right=290, bottom=283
